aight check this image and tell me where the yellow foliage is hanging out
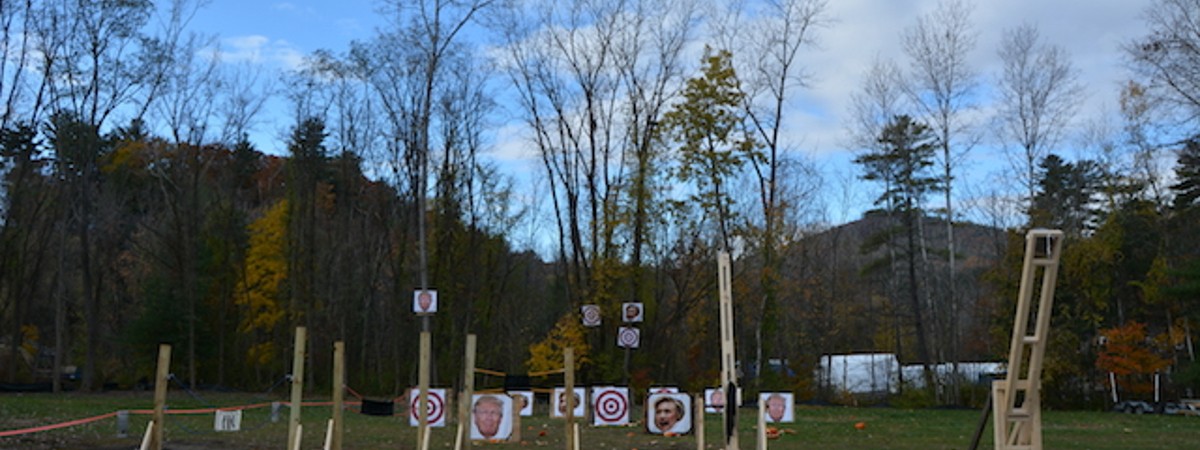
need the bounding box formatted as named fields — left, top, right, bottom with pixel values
left=526, top=313, right=590, bottom=373
left=235, top=200, right=289, bottom=364
left=20, top=324, right=38, bottom=356
left=247, top=342, right=277, bottom=367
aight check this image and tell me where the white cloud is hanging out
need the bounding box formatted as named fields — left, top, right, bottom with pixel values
left=208, top=35, right=307, bottom=71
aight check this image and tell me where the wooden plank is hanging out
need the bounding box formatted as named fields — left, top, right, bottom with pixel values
left=287, top=327, right=306, bottom=450
left=332, top=341, right=344, bottom=450
left=151, top=344, right=170, bottom=450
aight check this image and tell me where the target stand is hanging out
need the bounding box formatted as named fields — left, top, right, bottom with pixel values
left=992, top=229, right=1063, bottom=450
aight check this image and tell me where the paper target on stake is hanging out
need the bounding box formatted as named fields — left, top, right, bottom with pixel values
left=617, top=327, right=640, bottom=348
left=413, top=289, right=438, bottom=314
left=591, top=386, right=630, bottom=426
left=621, top=302, right=644, bottom=323
left=551, top=387, right=587, bottom=418
left=408, top=388, right=447, bottom=427
left=581, top=305, right=601, bottom=327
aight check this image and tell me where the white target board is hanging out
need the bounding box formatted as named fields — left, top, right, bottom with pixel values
left=408, top=388, right=447, bottom=427
left=413, top=289, right=438, bottom=314
left=760, top=392, right=794, bottom=423
left=622, top=302, right=644, bottom=323
left=507, top=391, right=534, bottom=416
left=469, top=394, right=514, bottom=441
left=704, top=387, right=742, bottom=413
left=581, top=305, right=601, bottom=327
left=617, top=327, right=640, bottom=348
left=213, top=409, right=242, bottom=432
left=647, top=393, right=692, bottom=434
left=551, top=387, right=587, bottom=418
left=591, top=386, right=630, bottom=426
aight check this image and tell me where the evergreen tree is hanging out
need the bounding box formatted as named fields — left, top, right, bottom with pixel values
left=853, top=114, right=942, bottom=388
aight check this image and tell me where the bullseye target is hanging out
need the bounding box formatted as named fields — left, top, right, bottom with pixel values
left=408, top=388, right=446, bottom=427
left=591, top=387, right=629, bottom=426
left=581, top=305, right=601, bottom=327
left=617, top=327, right=640, bottom=348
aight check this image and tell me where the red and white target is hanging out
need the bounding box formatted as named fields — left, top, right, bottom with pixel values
left=591, top=386, right=629, bottom=426
left=408, top=388, right=446, bottom=427
left=581, top=305, right=601, bottom=327
left=617, top=327, right=640, bottom=348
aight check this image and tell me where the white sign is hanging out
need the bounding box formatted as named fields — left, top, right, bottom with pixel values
left=647, top=393, right=692, bottom=434
left=760, top=392, right=794, bottom=423
left=622, top=302, right=644, bottom=322
left=213, top=409, right=242, bottom=432
left=409, top=388, right=447, bottom=427
left=581, top=305, right=601, bottom=327
left=551, top=387, right=587, bottom=418
left=470, top=394, right=514, bottom=441
left=617, top=327, right=640, bottom=348
left=413, top=289, right=438, bottom=314
left=508, top=391, right=534, bottom=416
left=591, top=386, right=630, bottom=426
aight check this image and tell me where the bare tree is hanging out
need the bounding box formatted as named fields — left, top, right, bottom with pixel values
left=901, top=0, right=977, bottom=398
left=996, top=23, right=1083, bottom=214
left=712, top=0, right=829, bottom=390
left=1127, top=0, right=1200, bottom=128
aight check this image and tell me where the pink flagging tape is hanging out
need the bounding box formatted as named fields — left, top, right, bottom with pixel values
left=0, top=401, right=366, bottom=438
left=0, top=411, right=118, bottom=438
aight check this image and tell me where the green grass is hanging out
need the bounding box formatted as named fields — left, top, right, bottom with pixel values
left=2, top=391, right=1199, bottom=449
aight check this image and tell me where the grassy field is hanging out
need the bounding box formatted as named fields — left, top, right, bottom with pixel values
left=2, top=391, right=1199, bottom=449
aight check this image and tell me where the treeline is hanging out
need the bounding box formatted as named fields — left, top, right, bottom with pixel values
left=1, top=0, right=1200, bottom=410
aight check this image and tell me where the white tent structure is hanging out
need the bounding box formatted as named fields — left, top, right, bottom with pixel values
left=818, top=353, right=1004, bottom=395
left=817, top=353, right=900, bottom=395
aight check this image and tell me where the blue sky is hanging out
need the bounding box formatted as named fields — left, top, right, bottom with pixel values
left=189, top=0, right=1156, bottom=231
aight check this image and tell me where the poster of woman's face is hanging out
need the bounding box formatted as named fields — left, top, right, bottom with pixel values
left=646, top=393, right=692, bottom=434
left=412, top=289, right=438, bottom=313
left=551, top=387, right=587, bottom=418
left=760, top=392, right=794, bottom=423
left=507, top=391, right=533, bottom=416
left=469, top=394, right=513, bottom=441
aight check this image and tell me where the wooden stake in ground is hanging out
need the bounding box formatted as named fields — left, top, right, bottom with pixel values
left=332, top=341, right=344, bottom=450
left=718, top=251, right=739, bottom=450
left=456, top=334, right=477, bottom=450
left=565, top=347, right=575, bottom=450
left=287, top=327, right=306, bottom=450
left=150, top=344, right=170, bottom=450
left=695, top=393, right=705, bottom=450
left=418, top=331, right=432, bottom=450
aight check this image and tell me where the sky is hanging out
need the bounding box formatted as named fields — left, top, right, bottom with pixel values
left=189, top=0, right=1157, bottom=230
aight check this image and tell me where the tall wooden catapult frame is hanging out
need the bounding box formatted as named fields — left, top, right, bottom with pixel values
left=992, top=229, right=1063, bottom=450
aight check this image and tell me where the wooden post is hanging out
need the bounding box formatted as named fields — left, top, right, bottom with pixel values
left=756, top=400, right=767, bottom=450
left=695, top=393, right=705, bottom=450
left=509, top=394, right=522, bottom=443
left=718, top=251, right=739, bottom=450
left=150, top=344, right=170, bottom=450
left=417, top=331, right=432, bottom=450
left=564, top=347, right=575, bottom=450
left=458, top=334, right=476, bottom=448
left=287, top=327, right=306, bottom=450
left=332, top=341, right=344, bottom=450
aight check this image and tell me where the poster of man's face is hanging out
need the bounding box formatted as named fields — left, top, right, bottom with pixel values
left=646, top=393, right=692, bottom=434
left=507, top=391, right=533, bottom=416
left=412, top=289, right=437, bottom=313
left=470, top=394, right=513, bottom=441
left=760, top=392, right=794, bottom=423
left=705, top=387, right=742, bottom=413
left=622, top=302, right=644, bottom=322
left=551, top=387, right=587, bottom=418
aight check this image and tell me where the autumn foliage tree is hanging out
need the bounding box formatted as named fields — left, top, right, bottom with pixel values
left=1096, top=321, right=1171, bottom=397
